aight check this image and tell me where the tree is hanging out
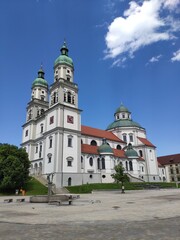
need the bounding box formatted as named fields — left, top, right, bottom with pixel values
left=0, top=144, right=30, bottom=192
left=111, top=164, right=129, bottom=193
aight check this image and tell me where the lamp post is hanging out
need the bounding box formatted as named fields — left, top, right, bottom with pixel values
left=121, top=182, right=125, bottom=194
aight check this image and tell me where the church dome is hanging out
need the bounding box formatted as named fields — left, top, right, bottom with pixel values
left=54, top=41, right=74, bottom=68
left=107, top=103, right=144, bottom=130
left=115, top=104, right=130, bottom=114
left=98, top=139, right=113, bottom=155
left=125, top=143, right=139, bottom=158
left=106, top=119, right=143, bottom=130
left=32, top=67, right=48, bottom=88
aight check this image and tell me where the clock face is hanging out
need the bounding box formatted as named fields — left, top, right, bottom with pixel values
left=67, top=115, right=74, bottom=124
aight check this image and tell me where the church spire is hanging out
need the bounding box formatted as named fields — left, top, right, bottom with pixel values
left=60, top=40, right=69, bottom=56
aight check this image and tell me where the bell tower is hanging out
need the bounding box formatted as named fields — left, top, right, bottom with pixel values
left=26, top=66, right=49, bottom=122
left=49, top=41, right=78, bottom=109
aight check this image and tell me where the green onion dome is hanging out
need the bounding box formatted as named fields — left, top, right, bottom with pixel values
left=106, top=119, right=143, bottom=130
left=115, top=104, right=130, bottom=114
left=32, top=67, right=48, bottom=88
left=125, top=143, right=139, bottom=158
left=98, top=138, right=113, bottom=155
left=54, top=41, right=74, bottom=68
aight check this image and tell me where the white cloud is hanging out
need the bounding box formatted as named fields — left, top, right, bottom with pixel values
left=105, top=0, right=180, bottom=65
left=163, top=0, right=180, bottom=10
left=149, top=55, right=162, bottom=63
left=171, top=49, right=180, bottom=62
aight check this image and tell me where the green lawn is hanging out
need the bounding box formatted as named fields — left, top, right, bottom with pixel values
left=67, top=182, right=177, bottom=194
left=24, top=177, right=48, bottom=195
left=0, top=177, right=48, bottom=196
left=0, top=178, right=177, bottom=195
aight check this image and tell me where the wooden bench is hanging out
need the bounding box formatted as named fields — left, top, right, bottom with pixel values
left=48, top=195, right=73, bottom=206
left=4, top=198, right=13, bottom=203
left=16, top=198, right=25, bottom=202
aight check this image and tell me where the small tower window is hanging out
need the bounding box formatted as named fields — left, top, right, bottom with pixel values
left=25, top=130, right=28, bottom=137
left=67, top=92, right=71, bottom=103
left=40, top=124, right=43, bottom=133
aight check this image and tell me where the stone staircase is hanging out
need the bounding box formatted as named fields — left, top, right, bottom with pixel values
left=127, top=173, right=145, bottom=182
left=33, top=175, right=69, bottom=194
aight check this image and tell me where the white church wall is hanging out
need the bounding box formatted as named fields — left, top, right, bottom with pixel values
left=63, top=132, right=78, bottom=173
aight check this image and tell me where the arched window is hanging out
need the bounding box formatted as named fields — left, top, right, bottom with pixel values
left=39, top=162, right=42, bottom=175
left=123, top=134, right=127, bottom=142
left=90, top=140, right=97, bottom=146
left=34, top=163, right=38, bottom=175
left=72, top=95, right=75, bottom=104
left=125, top=161, right=128, bottom=171
left=102, top=158, right=106, bottom=169
left=139, top=150, right=143, bottom=157
left=67, top=91, right=71, bottom=103
left=97, top=158, right=101, bottom=170
left=68, top=177, right=72, bottom=186
left=116, top=145, right=121, bottom=150
left=89, top=157, right=93, bottom=167
left=40, top=124, right=44, bottom=133
left=64, top=92, right=67, bottom=102
left=47, top=153, right=52, bottom=163
left=129, top=134, right=133, bottom=142
left=81, top=156, right=84, bottom=169
left=129, top=161, right=133, bottom=171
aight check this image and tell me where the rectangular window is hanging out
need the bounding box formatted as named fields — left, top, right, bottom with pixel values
left=123, top=135, right=127, bottom=142
left=67, top=160, right=72, bottom=167
left=25, top=130, right=28, bottom=137
left=48, top=156, right=51, bottom=163
left=129, top=135, right=133, bottom=142
left=50, top=116, right=54, bottom=125
left=68, top=138, right=72, bottom=147
left=40, top=125, right=43, bottom=133
left=35, top=146, right=38, bottom=153
left=49, top=138, right=52, bottom=148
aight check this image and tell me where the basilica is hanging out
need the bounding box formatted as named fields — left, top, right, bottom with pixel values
left=21, top=42, right=165, bottom=188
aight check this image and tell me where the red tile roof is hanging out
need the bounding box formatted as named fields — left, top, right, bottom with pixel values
left=81, top=125, right=124, bottom=143
left=158, top=154, right=180, bottom=166
left=81, top=144, right=99, bottom=155
left=113, top=149, right=126, bottom=158
left=137, top=137, right=155, bottom=147
left=81, top=144, right=126, bottom=157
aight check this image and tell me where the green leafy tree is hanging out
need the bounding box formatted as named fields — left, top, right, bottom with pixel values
left=111, top=164, right=129, bottom=193
left=0, top=144, right=30, bottom=192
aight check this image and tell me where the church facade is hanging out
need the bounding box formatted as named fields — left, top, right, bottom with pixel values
left=21, top=42, right=163, bottom=188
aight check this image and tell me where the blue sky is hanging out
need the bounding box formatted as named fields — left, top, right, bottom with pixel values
left=0, top=0, right=179, bottom=156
